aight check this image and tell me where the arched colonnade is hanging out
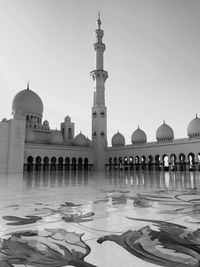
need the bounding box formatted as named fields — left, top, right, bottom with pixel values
left=24, top=156, right=93, bottom=172
left=107, top=152, right=200, bottom=172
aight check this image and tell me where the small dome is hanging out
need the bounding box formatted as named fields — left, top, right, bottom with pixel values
left=25, top=128, right=35, bottom=142
left=187, top=115, right=200, bottom=138
left=112, top=131, right=125, bottom=146
left=131, top=127, right=147, bottom=144
left=2, top=118, right=7, bottom=122
left=12, top=87, right=43, bottom=116
left=156, top=121, right=174, bottom=142
left=50, top=130, right=63, bottom=144
left=43, top=120, right=49, bottom=127
left=65, top=115, right=71, bottom=123
left=73, top=132, right=88, bottom=147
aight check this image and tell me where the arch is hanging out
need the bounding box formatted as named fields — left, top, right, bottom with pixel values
left=129, top=156, right=134, bottom=170
left=179, top=153, right=186, bottom=172
left=113, top=157, right=118, bottom=170
left=188, top=152, right=195, bottom=171
left=58, top=157, right=63, bottom=171
left=72, top=157, right=77, bottom=171
left=51, top=157, right=57, bottom=171
left=179, top=153, right=186, bottom=163
left=78, top=157, right=83, bottom=170
left=124, top=156, right=128, bottom=165
left=119, top=157, right=123, bottom=170
left=170, top=154, right=177, bottom=171
left=155, top=155, right=161, bottom=171
left=35, top=156, right=42, bottom=171
left=147, top=155, right=153, bottom=171
left=27, top=156, right=34, bottom=172
left=135, top=156, right=140, bottom=171
left=162, top=154, right=169, bottom=171
left=123, top=156, right=128, bottom=171
left=43, top=156, right=49, bottom=171
left=26, top=115, right=29, bottom=122
left=197, top=153, right=200, bottom=171
left=108, top=157, right=112, bottom=170
left=65, top=157, right=70, bottom=171
left=141, top=156, right=146, bottom=170
left=84, top=157, right=89, bottom=170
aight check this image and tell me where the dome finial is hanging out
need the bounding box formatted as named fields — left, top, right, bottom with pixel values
left=196, top=113, right=198, bottom=118
left=163, top=120, right=165, bottom=124
left=138, top=125, right=140, bottom=129
left=27, top=81, right=29, bottom=90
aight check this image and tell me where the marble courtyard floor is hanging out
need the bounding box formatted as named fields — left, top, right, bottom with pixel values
left=0, top=171, right=200, bottom=266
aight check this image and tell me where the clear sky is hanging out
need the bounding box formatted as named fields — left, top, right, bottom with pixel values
left=0, top=0, right=200, bottom=145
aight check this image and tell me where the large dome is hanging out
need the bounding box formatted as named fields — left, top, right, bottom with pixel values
left=12, top=88, right=43, bottom=116
left=131, top=127, right=147, bottom=145
left=187, top=115, right=200, bottom=138
left=156, top=121, right=174, bottom=142
left=73, top=132, right=88, bottom=147
left=111, top=131, right=125, bottom=146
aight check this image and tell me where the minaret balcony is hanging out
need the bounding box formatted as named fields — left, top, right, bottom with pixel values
left=90, top=70, right=108, bottom=81
left=94, top=43, right=105, bottom=51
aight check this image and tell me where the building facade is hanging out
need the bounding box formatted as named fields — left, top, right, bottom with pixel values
left=0, top=16, right=200, bottom=173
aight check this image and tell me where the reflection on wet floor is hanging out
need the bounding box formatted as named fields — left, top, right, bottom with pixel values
left=0, top=171, right=200, bottom=266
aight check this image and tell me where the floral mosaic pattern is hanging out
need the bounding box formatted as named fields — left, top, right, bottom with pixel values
left=0, top=228, right=97, bottom=267
left=2, top=173, right=200, bottom=266
left=98, top=218, right=200, bottom=266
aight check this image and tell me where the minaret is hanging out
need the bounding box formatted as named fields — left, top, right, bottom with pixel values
left=91, top=13, right=108, bottom=171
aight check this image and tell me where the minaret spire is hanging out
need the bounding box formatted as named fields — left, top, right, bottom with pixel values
left=27, top=81, right=29, bottom=90
left=97, top=12, right=101, bottom=30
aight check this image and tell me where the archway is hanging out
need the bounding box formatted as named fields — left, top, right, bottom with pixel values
left=135, top=156, right=140, bottom=171
left=108, top=157, right=112, bottom=170
left=78, top=157, right=83, bottom=171
left=129, top=156, right=133, bottom=170
left=170, top=154, right=177, bottom=171
left=65, top=157, right=70, bottom=171
left=148, top=155, right=153, bottom=171
left=35, top=156, right=42, bottom=171
left=155, top=155, right=160, bottom=171
left=51, top=157, right=57, bottom=171
left=27, top=156, right=34, bottom=172
left=163, top=154, right=169, bottom=171
left=84, top=158, right=89, bottom=170
left=119, top=157, right=123, bottom=170
left=188, top=153, right=195, bottom=171
left=179, top=153, right=186, bottom=172
left=43, top=157, right=49, bottom=171
left=124, top=156, right=128, bottom=170
left=58, top=157, right=63, bottom=171
left=72, top=157, right=76, bottom=171
left=197, top=153, right=200, bottom=171
left=141, top=156, right=146, bottom=170
left=113, top=157, right=118, bottom=170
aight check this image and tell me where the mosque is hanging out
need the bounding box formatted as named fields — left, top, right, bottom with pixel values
left=1, top=15, right=200, bottom=173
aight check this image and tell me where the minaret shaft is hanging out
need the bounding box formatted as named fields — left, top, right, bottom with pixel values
left=91, top=14, right=108, bottom=171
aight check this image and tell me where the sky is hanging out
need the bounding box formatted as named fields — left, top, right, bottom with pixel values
left=0, top=0, right=200, bottom=145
